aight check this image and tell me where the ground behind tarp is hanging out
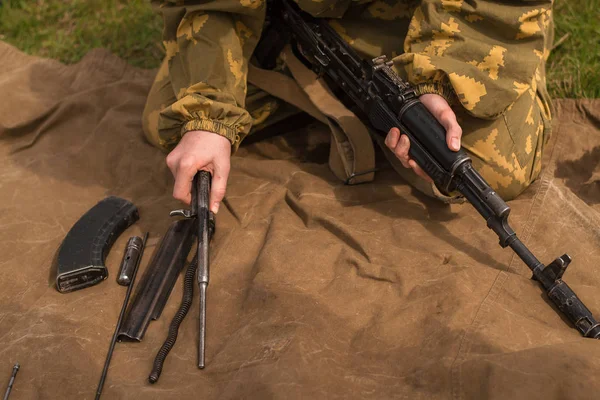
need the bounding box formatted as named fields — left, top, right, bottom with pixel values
left=0, top=42, right=599, bottom=399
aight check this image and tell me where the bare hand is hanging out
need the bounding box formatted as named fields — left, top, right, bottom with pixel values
left=165, top=130, right=231, bottom=214
left=384, top=93, right=462, bottom=183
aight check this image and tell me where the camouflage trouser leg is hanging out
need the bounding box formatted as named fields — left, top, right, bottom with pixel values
left=142, top=59, right=297, bottom=150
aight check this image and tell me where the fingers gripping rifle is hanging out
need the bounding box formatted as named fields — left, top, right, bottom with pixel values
left=278, top=0, right=600, bottom=338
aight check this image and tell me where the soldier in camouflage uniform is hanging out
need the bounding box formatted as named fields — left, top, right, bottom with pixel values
left=143, top=0, right=554, bottom=213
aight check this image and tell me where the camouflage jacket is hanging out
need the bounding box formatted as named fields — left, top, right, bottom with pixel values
left=153, top=0, right=553, bottom=151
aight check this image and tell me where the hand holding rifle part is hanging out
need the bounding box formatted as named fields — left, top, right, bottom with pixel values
left=278, top=0, right=600, bottom=338
left=166, top=129, right=230, bottom=214
left=386, top=93, right=463, bottom=183
left=149, top=171, right=215, bottom=383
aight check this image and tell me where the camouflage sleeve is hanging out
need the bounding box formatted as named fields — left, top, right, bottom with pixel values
left=154, top=0, right=266, bottom=151
left=397, top=0, right=553, bottom=119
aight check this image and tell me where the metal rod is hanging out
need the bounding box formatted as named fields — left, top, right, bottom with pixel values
left=198, top=283, right=207, bottom=369
left=3, top=363, right=19, bottom=400
left=196, top=172, right=212, bottom=369
left=95, top=232, right=148, bottom=400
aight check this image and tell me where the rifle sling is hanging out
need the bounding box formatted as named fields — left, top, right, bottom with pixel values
left=247, top=45, right=376, bottom=185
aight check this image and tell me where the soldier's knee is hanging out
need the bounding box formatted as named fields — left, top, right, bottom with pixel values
left=467, top=128, right=543, bottom=201
left=476, top=163, right=534, bottom=201
left=460, top=94, right=549, bottom=201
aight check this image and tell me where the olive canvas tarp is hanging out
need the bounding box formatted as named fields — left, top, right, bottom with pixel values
left=0, top=42, right=599, bottom=399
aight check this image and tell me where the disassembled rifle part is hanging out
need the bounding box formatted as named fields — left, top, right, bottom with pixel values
left=54, top=196, right=139, bottom=293
left=95, top=233, right=148, bottom=400
left=117, top=236, right=144, bottom=286
left=149, top=253, right=198, bottom=383
left=194, top=172, right=214, bottom=369
left=149, top=171, right=214, bottom=383
left=3, top=363, right=19, bottom=400
left=118, top=220, right=195, bottom=342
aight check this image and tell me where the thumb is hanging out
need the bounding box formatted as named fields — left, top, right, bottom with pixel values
left=209, top=162, right=230, bottom=214
left=419, top=93, right=463, bottom=152
left=439, top=108, right=462, bottom=152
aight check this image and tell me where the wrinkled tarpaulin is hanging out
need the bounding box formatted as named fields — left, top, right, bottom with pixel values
left=0, top=42, right=599, bottom=399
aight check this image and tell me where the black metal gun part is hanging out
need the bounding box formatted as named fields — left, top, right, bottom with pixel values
left=150, top=171, right=215, bottom=383
left=194, top=172, right=214, bottom=369
left=95, top=233, right=148, bottom=400
left=279, top=0, right=600, bottom=338
left=118, top=219, right=196, bottom=342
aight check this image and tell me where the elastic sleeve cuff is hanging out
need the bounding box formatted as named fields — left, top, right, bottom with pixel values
left=413, top=81, right=457, bottom=106
left=182, top=118, right=242, bottom=147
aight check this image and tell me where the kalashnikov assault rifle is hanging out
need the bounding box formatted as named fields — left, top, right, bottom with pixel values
left=270, top=0, right=600, bottom=338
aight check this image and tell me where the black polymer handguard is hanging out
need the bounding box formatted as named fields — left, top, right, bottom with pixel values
left=54, top=197, right=139, bottom=293
left=279, top=0, right=600, bottom=338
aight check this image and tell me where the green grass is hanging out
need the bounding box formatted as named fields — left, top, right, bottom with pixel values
left=0, top=0, right=598, bottom=97
left=0, top=0, right=163, bottom=69
left=547, top=0, right=600, bottom=98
